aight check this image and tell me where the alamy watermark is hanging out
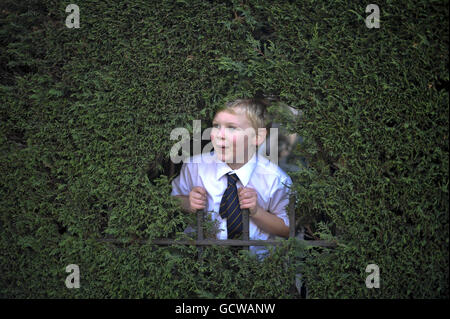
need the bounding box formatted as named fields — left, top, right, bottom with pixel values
left=169, top=120, right=279, bottom=165
left=365, top=264, right=380, bottom=288
left=365, top=4, right=380, bottom=29
left=65, top=4, right=80, bottom=29
left=64, top=4, right=379, bottom=30
left=65, top=264, right=80, bottom=289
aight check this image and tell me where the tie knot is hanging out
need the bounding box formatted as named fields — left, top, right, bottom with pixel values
left=227, top=173, right=239, bottom=185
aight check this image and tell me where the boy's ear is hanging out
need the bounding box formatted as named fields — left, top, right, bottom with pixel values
left=254, top=128, right=267, bottom=147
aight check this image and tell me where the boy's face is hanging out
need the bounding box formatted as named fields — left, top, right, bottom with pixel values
left=211, top=110, right=265, bottom=167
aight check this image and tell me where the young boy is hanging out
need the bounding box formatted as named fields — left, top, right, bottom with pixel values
left=171, top=99, right=292, bottom=251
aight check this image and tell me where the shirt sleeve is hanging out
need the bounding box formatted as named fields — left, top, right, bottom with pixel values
left=170, top=162, right=194, bottom=196
left=268, top=175, right=293, bottom=227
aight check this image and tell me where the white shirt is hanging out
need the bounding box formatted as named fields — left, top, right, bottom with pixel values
left=171, top=151, right=292, bottom=242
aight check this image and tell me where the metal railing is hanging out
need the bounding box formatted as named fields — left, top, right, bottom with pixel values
left=99, top=195, right=336, bottom=249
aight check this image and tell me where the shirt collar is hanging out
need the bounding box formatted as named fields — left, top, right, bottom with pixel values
left=214, top=151, right=257, bottom=187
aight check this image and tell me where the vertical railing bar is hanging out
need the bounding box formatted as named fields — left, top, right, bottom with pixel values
left=289, top=194, right=295, bottom=238
left=242, top=208, right=249, bottom=250
left=169, top=161, right=175, bottom=178
left=287, top=193, right=295, bottom=296
left=197, top=209, right=204, bottom=259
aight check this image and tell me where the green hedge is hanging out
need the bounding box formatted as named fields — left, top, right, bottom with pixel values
left=1, top=0, right=448, bottom=298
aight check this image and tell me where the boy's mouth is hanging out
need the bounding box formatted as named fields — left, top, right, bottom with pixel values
left=215, top=144, right=227, bottom=149
left=215, top=145, right=229, bottom=155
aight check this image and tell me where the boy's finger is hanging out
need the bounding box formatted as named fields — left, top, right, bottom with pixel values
left=239, top=189, right=255, bottom=198
left=241, top=187, right=255, bottom=194
left=192, top=197, right=206, bottom=205
left=192, top=197, right=205, bottom=203
left=197, top=187, right=207, bottom=195
left=193, top=188, right=207, bottom=198
left=240, top=203, right=251, bottom=209
left=241, top=190, right=252, bottom=197
left=194, top=193, right=207, bottom=201
left=240, top=198, right=253, bottom=205
left=192, top=203, right=206, bottom=209
left=194, top=195, right=206, bottom=202
left=238, top=187, right=247, bottom=195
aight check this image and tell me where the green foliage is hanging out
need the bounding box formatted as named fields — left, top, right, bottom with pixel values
left=1, top=0, right=448, bottom=298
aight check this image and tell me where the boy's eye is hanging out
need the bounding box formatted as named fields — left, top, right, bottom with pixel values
left=211, top=124, right=239, bottom=132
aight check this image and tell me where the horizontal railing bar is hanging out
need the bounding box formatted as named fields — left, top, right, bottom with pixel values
left=97, top=238, right=336, bottom=247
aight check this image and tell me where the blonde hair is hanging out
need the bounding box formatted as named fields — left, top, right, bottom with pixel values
left=217, top=98, right=271, bottom=131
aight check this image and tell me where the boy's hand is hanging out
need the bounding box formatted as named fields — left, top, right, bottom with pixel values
left=189, top=186, right=207, bottom=212
left=238, top=187, right=260, bottom=216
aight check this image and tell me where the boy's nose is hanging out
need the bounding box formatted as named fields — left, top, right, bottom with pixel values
left=218, top=127, right=226, bottom=139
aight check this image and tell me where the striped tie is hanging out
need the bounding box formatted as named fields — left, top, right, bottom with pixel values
left=219, top=173, right=242, bottom=239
